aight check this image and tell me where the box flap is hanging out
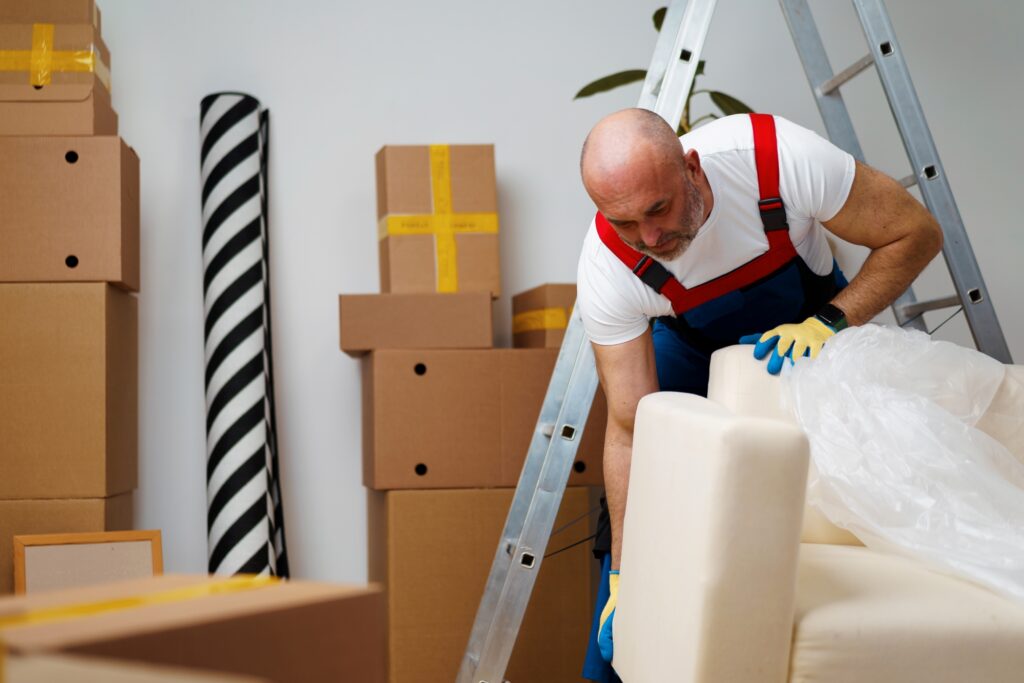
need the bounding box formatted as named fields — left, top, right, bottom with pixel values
left=0, top=1, right=99, bottom=27
left=0, top=575, right=382, bottom=652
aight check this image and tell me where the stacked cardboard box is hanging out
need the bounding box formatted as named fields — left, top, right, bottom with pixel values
left=7, top=654, right=271, bottom=683
left=0, top=0, right=138, bottom=594
left=340, top=145, right=606, bottom=681
left=0, top=576, right=386, bottom=682
left=512, top=282, right=576, bottom=348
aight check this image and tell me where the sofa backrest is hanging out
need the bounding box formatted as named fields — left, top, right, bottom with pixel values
left=707, top=346, right=862, bottom=546
left=707, top=345, right=1024, bottom=545
left=976, top=365, right=1024, bottom=462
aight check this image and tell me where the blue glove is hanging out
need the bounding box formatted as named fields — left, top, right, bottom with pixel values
left=597, top=570, right=619, bottom=663
left=739, top=316, right=836, bottom=375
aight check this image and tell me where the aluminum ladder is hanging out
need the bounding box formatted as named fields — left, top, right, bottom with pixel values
left=782, top=0, right=1011, bottom=361
left=458, top=0, right=1012, bottom=680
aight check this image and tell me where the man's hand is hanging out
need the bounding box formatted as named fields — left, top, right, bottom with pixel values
left=740, top=316, right=836, bottom=375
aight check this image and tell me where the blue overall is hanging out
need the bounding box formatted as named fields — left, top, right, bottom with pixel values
left=581, top=114, right=847, bottom=681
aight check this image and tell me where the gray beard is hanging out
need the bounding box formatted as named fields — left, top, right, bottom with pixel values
left=632, top=179, right=704, bottom=260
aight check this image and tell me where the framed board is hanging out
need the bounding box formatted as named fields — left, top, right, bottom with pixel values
left=13, top=530, right=163, bottom=595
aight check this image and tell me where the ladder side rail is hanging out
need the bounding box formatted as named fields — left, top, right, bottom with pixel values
left=854, top=0, right=1012, bottom=362
left=457, top=314, right=599, bottom=682
left=639, top=0, right=690, bottom=113
left=780, top=0, right=927, bottom=331
left=467, top=316, right=600, bottom=680
left=647, top=0, right=719, bottom=128
left=780, top=0, right=866, bottom=160
left=456, top=323, right=578, bottom=679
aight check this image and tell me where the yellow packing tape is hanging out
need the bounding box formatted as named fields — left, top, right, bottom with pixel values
left=513, top=307, right=570, bottom=334
left=378, top=145, right=499, bottom=293
left=0, top=23, right=111, bottom=91
left=0, top=574, right=279, bottom=681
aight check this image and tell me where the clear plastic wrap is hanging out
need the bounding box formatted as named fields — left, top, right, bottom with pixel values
left=785, top=324, right=1024, bottom=602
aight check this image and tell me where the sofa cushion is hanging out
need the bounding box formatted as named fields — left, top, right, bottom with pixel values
left=791, top=544, right=1024, bottom=683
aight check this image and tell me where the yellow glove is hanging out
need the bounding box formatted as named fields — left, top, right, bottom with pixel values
left=597, top=570, right=619, bottom=662
left=743, top=316, right=836, bottom=375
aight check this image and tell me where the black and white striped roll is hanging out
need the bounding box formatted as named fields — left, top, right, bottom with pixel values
left=199, top=92, right=288, bottom=577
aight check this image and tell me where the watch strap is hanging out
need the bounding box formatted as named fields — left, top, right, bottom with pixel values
left=815, top=303, right=848, bottom=331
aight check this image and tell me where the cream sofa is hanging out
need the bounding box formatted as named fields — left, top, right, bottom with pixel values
left=613, top=345, right=1024, bottom=682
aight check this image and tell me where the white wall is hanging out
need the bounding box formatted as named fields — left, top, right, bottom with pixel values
left=100, top=0, right=1023, bottom=580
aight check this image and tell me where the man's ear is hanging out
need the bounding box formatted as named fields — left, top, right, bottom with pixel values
left=683, top=148, right=702, bottom=177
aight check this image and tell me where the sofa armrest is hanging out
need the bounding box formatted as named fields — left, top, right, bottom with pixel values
left=614, top=392, right=808, bottom=683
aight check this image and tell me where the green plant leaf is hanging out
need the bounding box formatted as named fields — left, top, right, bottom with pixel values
left=695, top=60, right=706, bottom=76
left=653, top=7, right=667, bottom=31
left=690, top=113, right=719, bottom=127
left=709, top=91, right=754, bottom=115
left=574, top=70, right=647, bottom=99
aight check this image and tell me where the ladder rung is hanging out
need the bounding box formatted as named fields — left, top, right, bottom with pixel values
left=898, top=294, right=961, bottom=318
left=898, top=173, right=917, bottom=189
left=818, top=53, right=874, bottom=95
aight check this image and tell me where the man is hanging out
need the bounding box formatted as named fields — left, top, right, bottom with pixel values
left=576, top=108, right=942, bottom=676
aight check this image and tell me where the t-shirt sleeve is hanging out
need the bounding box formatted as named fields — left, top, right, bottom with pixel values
left=576, top=241, right=650, bottom=346
left=775, top=116, right=856, bottom=222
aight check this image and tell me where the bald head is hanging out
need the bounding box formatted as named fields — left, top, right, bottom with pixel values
left=580, top=108, right=685, bottom=199
left=579, top=108, right=710, bottom=260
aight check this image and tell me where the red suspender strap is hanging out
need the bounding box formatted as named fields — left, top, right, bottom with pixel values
left=750, top=112, right=791, bottom=233
left=594, top=211, right=642, bottom=270
left=750, top=112, right=780, bottom=200
left=594, top=113, right=798, bottom=316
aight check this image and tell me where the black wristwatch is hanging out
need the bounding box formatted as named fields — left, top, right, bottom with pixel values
left=815, top=303, right=849, bottom=331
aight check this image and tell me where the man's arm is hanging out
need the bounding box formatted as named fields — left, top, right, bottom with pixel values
left=824, top=160, right=944, bottom=324
left=593, top=328, right=660, bottom=570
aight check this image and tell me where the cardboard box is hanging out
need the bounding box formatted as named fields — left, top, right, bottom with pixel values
left=375, top=145, right=500, bottom=296
left=0, top=24, right=116, bottom=135
left=7, top=654, right=269, bottom=683
left=512, top=283, right=576, bottom=349
left=339, top=292, right=493, bottom=357
left=362, top=349, right=605, bottom=489
left=0, top=284, right=137, bottom=500
left=0, top=493, right=133, bottom=595
left=367, top=487, right=594, bottom=683
left=498, top=349, right=607, bottom=487
left=0, top=72, right=116, bottom=136
left=0, top=0, right=102, bottom=27
left=0, top=576, right=386, bottom=683
left=0, top=137, right=138, bottom=289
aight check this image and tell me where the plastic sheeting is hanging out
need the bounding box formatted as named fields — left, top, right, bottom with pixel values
left=786, top=324, right=1024, bottom=602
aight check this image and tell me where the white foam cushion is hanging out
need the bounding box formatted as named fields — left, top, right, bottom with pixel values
left=791, top=543, right=1024, bottom=682
left=708, top=345, right=861, bottom=546
left=614, top=392, right=808, bottom=683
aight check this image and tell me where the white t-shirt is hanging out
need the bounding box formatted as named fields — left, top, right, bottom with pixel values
left=576, top=114, right=856, bottom=346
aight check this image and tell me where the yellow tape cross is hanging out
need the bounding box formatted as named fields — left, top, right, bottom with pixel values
left=0, top=23, right=102, bottom=87
left=379, top=145, right=498, bottom=293
left=513, top=307, right=570, bottom=334
left=0, top=574, right=279, bottom=681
